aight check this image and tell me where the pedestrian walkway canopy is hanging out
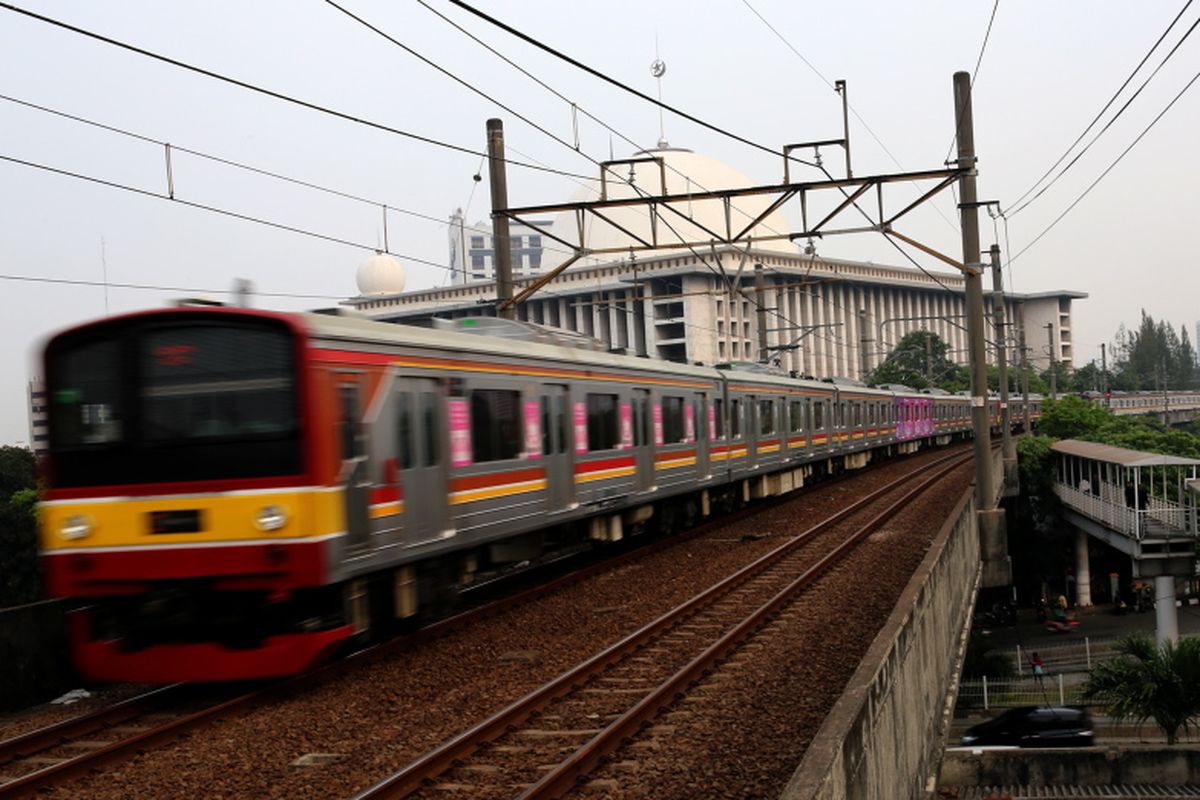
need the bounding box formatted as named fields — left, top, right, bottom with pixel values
left=1051, top=440, right=1199, bottom=556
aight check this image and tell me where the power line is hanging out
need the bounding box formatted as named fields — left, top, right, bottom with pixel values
left=1007, top=0, right=1195, bottom=215
left=1009, top=66, right=1200, bottom=264
left=444, top=0, right=818, bottom=170
left=0, top=1, right=595, bottom=181
left=736, top=0, right=959, bottom=234
left=0, top=92, right=589, bottom=262
left=0, top=271, right=345, bottom=300
left=0, top=152, right=458, bottom=272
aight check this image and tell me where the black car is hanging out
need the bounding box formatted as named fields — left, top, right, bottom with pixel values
left=960, top=706, right=1094, bottom=748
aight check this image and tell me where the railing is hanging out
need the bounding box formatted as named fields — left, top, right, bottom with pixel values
left=1011, top=636, right=1119, bottom=675
left=957, top=673, right=1086, bottom=710
left=1054, top=482, right=1193, bottom=540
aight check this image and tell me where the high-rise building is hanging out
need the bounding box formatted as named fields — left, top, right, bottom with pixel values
left=27, top=378, right=48, bottom=458
left=448, top=209, right=554, bottom=285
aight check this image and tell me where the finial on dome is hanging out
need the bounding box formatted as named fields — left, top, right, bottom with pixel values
left=356, top=251, right=406, bottom=296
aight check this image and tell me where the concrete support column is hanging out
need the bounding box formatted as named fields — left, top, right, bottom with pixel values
left=1155, top=575, right=1179, bottom=646
left=1074, top=528, right=1092, bottom=608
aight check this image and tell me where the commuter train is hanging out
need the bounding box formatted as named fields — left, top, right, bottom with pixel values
left=1080, top=390, right=1200, bottom=416
left=38, top=306, right=1041, bottom=682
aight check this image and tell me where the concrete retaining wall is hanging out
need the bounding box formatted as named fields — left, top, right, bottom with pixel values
left=0, top=599, right=76, bottom=711
left=941, top=746, right=1200, bottom=786
left=780, top=485, right=981, bottom=800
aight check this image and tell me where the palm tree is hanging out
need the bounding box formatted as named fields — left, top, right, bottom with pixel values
left=1081, top=634, right=1200, bottom=744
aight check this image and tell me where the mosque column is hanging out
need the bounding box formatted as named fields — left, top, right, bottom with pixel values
left=1074, top=528, right=1092, bottom=608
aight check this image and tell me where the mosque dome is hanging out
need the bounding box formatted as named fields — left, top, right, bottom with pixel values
left=543, top=147, right=800, bottom=269
left=355, top=252, right=406, bottom=296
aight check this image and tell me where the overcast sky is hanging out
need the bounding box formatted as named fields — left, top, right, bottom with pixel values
left=3, top=1, right=1198, bottom=446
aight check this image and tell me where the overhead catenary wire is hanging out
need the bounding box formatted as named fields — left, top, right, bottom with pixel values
left=443, top=0, right=819, bottom=171
left=0, top=92, right=592, bottom=264
left=1008, top=65, right=1200, bottom=265
left=1006, top=0, right=1196, bottom=216
left=0, top=152, right=460, bottom=272
left=0, top=1, right=596, bottom=181
left=0, top=271, right=346, bottom=300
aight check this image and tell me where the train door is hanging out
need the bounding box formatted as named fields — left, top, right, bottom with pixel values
left=541, top=384, right=575, bottom=510
left=745, top=394, right=759, bottom=469
left=693, top=392, right=709, bottom=478
left=337, top=375, right=371, bottom=549
left=396, top=378, right=448, bottom=544
left=632, top=388, right=654, bottom=491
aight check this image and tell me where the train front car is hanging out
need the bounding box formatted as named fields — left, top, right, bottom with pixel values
left=39, top=307, right=350, bottom=682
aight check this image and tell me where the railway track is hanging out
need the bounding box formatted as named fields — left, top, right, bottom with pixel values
left=0, top=683, right=258, bottom=798
left=353, top=446, right=975, bottom=799
left=0, top=444, right=975, bottom=798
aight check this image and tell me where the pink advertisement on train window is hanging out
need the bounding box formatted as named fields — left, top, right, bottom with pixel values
left=708, top=403, right=717, bottom=440
left=653, top=402, right=664, bottom=446
left=574, top=402, right=588, bottom=454
left=449, top=398, right=472, bottom=467
left=684, top=403, right=695, bottom=443
left=524, top=400, right=542, bottom=458
left=619, top=402, right=633, bottom=449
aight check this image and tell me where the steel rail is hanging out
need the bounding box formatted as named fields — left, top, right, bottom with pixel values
left=351, top=446, right=974, bottom=799
left=519, top=450, right=974, bottom=799
left=0, top=684, right=185, bottom=767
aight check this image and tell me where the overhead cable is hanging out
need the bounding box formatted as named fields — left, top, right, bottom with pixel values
left=0, top=1, right=595, bottom=181
left=1007, top=0, right=1195, bottom=215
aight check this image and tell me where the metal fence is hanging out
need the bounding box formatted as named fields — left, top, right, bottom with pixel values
left=1009, top=636, right=1121, bottom=676
left=957, top=673, right=1088, bottom=710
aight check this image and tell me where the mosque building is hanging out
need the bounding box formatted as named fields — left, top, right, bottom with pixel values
left=345, top=146, right=1082, bottom=379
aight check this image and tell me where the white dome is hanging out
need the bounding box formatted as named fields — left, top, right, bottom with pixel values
left=356, top=252, right=406, bottom=296
left=544, top=147, right=800, bottom=269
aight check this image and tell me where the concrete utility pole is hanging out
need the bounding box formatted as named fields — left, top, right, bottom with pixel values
left=1101, top=343, right=1109, bottom=406
left=1018, top=303, right=1030, bottom=431
left=953, top=72, right=994, bottom=511
left=954, top=71, right=1008, bottom=588
left=858, top=308, right=872, bottom=382
left=486, top=118, right=515, bottom=320
left=755, top=263, right=768, bottom=363
left=989, top=244, right=1014, bottom=462
left=1045, top=323, right=1057, bottom=400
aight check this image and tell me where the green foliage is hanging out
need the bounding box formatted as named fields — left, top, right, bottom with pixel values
left=0, top=446, right=41, bottom=607
left=1082, top=634, right=1200, bottom=744
left=1036, top=396, right=1113, bottom=440
left=1110, top=311, right=1198, bottom=391
left=1016, top=435, right=1057, bottom=526
left=868, top=330, right=967, bottom=391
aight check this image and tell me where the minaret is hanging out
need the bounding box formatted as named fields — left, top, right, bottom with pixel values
left=651, top=37, right=668, bottom=149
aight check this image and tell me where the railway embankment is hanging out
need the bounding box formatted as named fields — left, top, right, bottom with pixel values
left=780, top=462, right=986, bottom=799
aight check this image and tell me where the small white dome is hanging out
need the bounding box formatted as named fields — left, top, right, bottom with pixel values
left=356, top=252, right=406, bottom=296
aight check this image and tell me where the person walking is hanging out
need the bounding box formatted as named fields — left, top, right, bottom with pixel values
left=1031, top=652, right=1046, bottom=689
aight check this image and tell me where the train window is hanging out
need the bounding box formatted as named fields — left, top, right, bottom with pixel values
left=730, top=399, right=742, bottom=438
left=853, top=404, right=862, bottom=427
left=422, top=393, right=439, bottom=466
left=812, top=402, right=825, bottom=430
left=789, top=400, right=804, bottom=432
left=759, top=399, right=775, bottom=436
left=662, top=396, right=686, bottom=444
left=586, top=393, right=620, bottom=451
left=713, top=398, right=725, bottom=439
left=541, top=397, right=552, bottom=456
left=868, top=404, right=875, bottom=425
left=397, top=393, right=413, bottom=468
left=471, top=389, right=522, bottom=462
left=49, top=337, right=123, bottom=446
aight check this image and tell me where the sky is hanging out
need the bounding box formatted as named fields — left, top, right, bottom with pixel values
left=2, top=0, right=1198, bottom=446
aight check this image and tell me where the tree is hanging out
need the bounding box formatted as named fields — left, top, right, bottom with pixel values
left=1082, top=634, right=1200, bottom=744
left=1036, top=396, right=1112, bottom=440
left=0, top=445, right=40, bottom=607
left=868, top=330, right=963, bottom=391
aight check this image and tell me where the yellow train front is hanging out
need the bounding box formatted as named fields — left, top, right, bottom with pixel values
left=39, top=307, right=352, bottom=682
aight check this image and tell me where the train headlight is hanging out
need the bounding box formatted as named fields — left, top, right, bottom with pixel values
left=255, top=504, right=288, bottom=532
left=60, top=514, right=93, bottom=541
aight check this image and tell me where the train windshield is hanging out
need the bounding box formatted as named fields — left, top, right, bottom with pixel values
left=48, top=317, right=302, bottom=487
